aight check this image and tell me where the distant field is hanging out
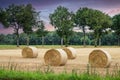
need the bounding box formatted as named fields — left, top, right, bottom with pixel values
left=0, top=45, right=119, bottom=49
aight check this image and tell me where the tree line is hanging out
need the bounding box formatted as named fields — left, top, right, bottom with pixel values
left=0, top=4, right=120, bottom=47
left=0, top=31, right=118, bottom=46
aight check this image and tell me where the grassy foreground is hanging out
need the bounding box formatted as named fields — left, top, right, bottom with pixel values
left=0, top=69, right=120, bottom=80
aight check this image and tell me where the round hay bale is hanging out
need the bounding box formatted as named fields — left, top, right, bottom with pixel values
left=89, top=49, right=111, bottom=68
left=22, top=46, right=38, bottom=58
left=44, top=49, right=67, bottom=66
left=63, top=47, right=77, bottom=59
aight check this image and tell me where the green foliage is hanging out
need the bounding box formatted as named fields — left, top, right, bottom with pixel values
left=75, top=7, right=93, bottom=47
left=75, top=7, right=92, bottom=26
left=0, top=5, right=119, bottom=47
left=0, top=31, right=119, bottom=46
left=22, top=4, right=36, bottom=34
left=0, top=8, right=9, bottom=27
left=36, top=21, right=48, bottom=46
left=21, top=4, right=37, bottom=46
left=0, top=34, right=5, bottom=44
left=69, top=32, right=81, bottom=45
left=0, top=4, right=37, bottom=47
left=45, top=31, right=60, bottom=45
left=5, top=4, right=23, bottom=28
left=87, top=9, right=112, bottom=47
left=102, top=32, right=118, bottom=45
left=49, top=6, right=74, bottom=47
left=112, top=14, right=120, bottom=46
left=81, top=36, right=91, bottom=45
left=74, top=7, right=112, bottom=47
left=36, top=21, right=48, bottom=37
left=112, top=14, right=120, bottom=35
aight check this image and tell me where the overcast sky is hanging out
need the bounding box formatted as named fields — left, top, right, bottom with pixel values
left=0, top=0, right=120, bottom=34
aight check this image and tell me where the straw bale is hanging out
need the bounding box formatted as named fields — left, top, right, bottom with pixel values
left=44, top=49, right=67, bottom=66
left=89, top=49, right=111, bottom=68
left=22, top=46, right=38, bottom=58
left=63, top=47, right=77, bottom=59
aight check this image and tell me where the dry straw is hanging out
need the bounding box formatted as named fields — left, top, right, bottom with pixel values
left=44, top=49, right=67, bottom=66
left=22, top=46, right=38, bottom=58
left=89, top=49, right=111, bottom=68
left=63, top=47, right=77, bottom=59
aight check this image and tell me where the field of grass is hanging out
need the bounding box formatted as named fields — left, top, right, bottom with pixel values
left=0, top=68, right=120, bottom=80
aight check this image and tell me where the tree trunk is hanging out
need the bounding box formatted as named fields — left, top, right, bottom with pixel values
left=94, top=30, right=100, bottom=47
left=82, top=26, right=86, bottom=47
left=14, top=24, right=20, bottom=47
left=94, top=38, right=97, bottom=47
left=94, top=34, right=99, bottom=47
left=99, top=38, right=101, bottom=46
left=16, top=28, right=19, bottom=47
left=64, top=35, right=69, bottom=47
left=118, top=35, right=120, bottom=46
left=27, top=34, right=29, bottom=46
left=16, top=34, right=19, bottom=47
left=61, top=37, right=63, bottom=47
left=42, top=36, right=44, bottom=47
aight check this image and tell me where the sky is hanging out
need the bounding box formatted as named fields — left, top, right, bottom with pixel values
left=0, top=0, right=120, bottom=34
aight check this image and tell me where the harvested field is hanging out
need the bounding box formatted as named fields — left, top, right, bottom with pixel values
left=0, top=47, right=120, bottom=75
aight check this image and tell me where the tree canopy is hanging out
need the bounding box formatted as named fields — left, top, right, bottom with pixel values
left=0, top=4, right=119, bottom=47
left=0, top=4, right=37, bottom=47
left=112, top=14, right=120, bottom=46
left=75, top=7, right=93, bottom=47
left=36, top=21, right=48, bottom=46
left=87, top=9, right=112, bottom=47
left=49, top=6, right=74, bottom=47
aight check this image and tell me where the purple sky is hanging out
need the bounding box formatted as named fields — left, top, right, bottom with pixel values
left=0, top=0, right=120, bottom=34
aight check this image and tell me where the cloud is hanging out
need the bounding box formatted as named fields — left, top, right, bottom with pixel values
left=0, top=27, right=14, bottom=34
left=106, top=8, right=120, bottom=16
left=45, top=23, right=55, bottom=31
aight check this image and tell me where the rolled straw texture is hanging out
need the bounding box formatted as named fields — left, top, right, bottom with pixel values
left=44, top=49, right=67, bottom=66
left=63, top=47, right=77, bottom=59
left=89, top=49, right=111, bottom=68
left=22, top=46, right=38, bottom=58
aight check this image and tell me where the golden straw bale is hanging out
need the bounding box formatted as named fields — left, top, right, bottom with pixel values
left=89, top=49, right=111, bottom=68
left=63, top=47, right=77, bottom=59
left=44, top=49, right=67, bottom=66
left=22, top=46, right=38, bottom=58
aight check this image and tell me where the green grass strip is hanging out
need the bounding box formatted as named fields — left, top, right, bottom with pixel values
left=0, top=69, right=120, bottom=80
left=0, top=45, right=119, bottom=49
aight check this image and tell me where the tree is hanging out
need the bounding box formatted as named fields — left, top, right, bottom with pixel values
left=75, top=7, right=92, bottom=47
left=0, top=8, right=9, bottom=27
left=102, top=32, right=118, bottom=45
left=21, top=4, right=36, bottom=46
left=36, top=21, right=48, bottom=46
left=88, top=9, right=112, bottom=47
left=0, top=4, right=24, bottom=47
left=81, top=36, right=91, bottom=45
left=112, top=14, right=120, bottom=46
left=49, top=6, right=74, bottom=47
left=0, top=4, right=37, bottom=47
left=0, top=34, right=5, bottom=44
left=69, top=32, right=81, bottom=45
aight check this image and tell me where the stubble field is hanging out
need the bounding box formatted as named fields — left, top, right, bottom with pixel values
left=0, top=47, right=120, bottom=74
